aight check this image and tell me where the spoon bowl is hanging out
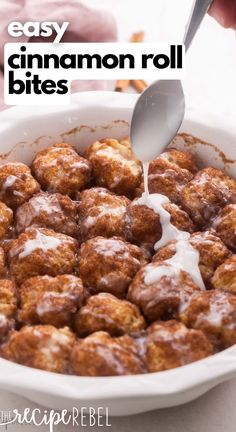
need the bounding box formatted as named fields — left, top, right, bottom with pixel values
left=130, top=79, right=185, bottom=162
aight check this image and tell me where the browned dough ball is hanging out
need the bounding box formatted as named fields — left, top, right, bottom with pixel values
left=79, top=236, right=147, bottom=298
left=144, top=320, right=213, bottom=372
left=75, top=293, right=146, bottom=337
left=0, top=162, right=40, bottom=209
left=8, top=227, right=79, bottom=285
left=180, top=167, right=236, bottom=227
left=19, top=275, right=88, bottom=328
left=0, top=248, right=5, bottom=276
left=2, top=325, right=75, bottom=373
left=156, top=148, right=199, bottom=173
left=71, top=331, right=145, bottom=376
left=77, top=187, right=130, bottom=241
left=127, top=261, right=201, bottom=321
left=0, top=201, right=13, bottom=240
left=212, top=204, right=236, bottom=251
left=15, top=192, right=79, bottom=238
left=189, top=231, right=231, bottom=285
left=135, top=149, right=197, bottom=204
left=86, top=138, right=142, bottom=197
left=179, top=290, right=236, bottom=350
left=211, top=255, right=236, bottom=294
left=31, top=143, right=92, bottom=196
left=153, top=231, right=230, bottom=287
left=125, top=200, right=194, bottom=249
left=0, top=280, right=17, bottom=340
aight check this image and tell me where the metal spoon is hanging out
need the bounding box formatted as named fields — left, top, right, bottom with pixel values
left=130, top=0, right=213, bottom=162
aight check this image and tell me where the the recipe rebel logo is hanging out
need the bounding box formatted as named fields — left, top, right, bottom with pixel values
left=0, top=407, right=111, bottom=431
left=4, top=21, right=185, bottom=106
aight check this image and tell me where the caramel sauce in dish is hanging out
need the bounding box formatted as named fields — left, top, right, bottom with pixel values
left=138, top=162, right=205, bottom=290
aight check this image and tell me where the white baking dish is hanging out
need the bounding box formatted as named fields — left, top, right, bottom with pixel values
left=0, top=91, right=236, bottom=416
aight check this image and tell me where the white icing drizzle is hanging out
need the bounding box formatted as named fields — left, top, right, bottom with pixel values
left=40, top=331, right=71, bottom=359
left=2, top=175, right=18, bottom=190
left=0, top=313, right=7, bottom=326
left=135, top=192, right=180, bottom=249
left=18, top=231, right=62, bottom=259
left=96, top=145, right=141, bottom=176
left=36, top=291, right=77, bottom=316
left=13, top=190, right=24, bottom=197
left=70, top=161, right=88, bottom=170
left=138, top=162, right=205, bottom=290
left=142, top=161, right=149, bottom=199
left=31, top=195, right=61, bottom=216
left=145, top=235, right=205, bottom=289
left=94, top=238, right=129, bottom=259
left=84, top=205, right=125, bottom=229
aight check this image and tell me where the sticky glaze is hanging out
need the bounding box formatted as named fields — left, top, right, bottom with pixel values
left=17, top=231, right=62, bottom=259
left=137, top=163, right=205, bottom=290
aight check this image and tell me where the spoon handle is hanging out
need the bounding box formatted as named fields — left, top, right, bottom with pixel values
left=183, top=0, right=214, bottom=51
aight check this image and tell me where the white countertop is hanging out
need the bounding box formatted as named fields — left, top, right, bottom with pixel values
left=0, top=0, right=236, bottom=430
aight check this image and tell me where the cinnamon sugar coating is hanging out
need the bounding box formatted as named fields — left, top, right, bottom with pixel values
left=136, top=148, right=197, bottom=204
left=75, top=293, right=146, bottom=337
left=19, top=275, right=88, bottom=327
left=0, top=248, right=6, bottom=276
left=211, top=204, right=236, bottom=251
left=71, top=331, right=145, bottom=376
left=32, top=143, right=92, bottom=196
left=0, top=162, right=40, bottom=209
left=0, top=280, right=17, bottom=340
left=211, top=255, right=236, bottom=295
left=180, top=168, right=236, bottom=226
left=145, top=320, right=213, bottom=372
left=77, top=187, right=129, bottom=241
left=8, top=227, right=78, bottom=285
left=3, top=325, right=75, bottom=373
left=0, top=201, right=13, bottom=240
left=79, top=236, right=147, bottom=297
left=127, top=261, right=201, bottom=321
left=86, top=138, right=142, bottom=197
left=179, top=290, right=236, bottom=350
left=16, top=192, right=79, bottom=238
